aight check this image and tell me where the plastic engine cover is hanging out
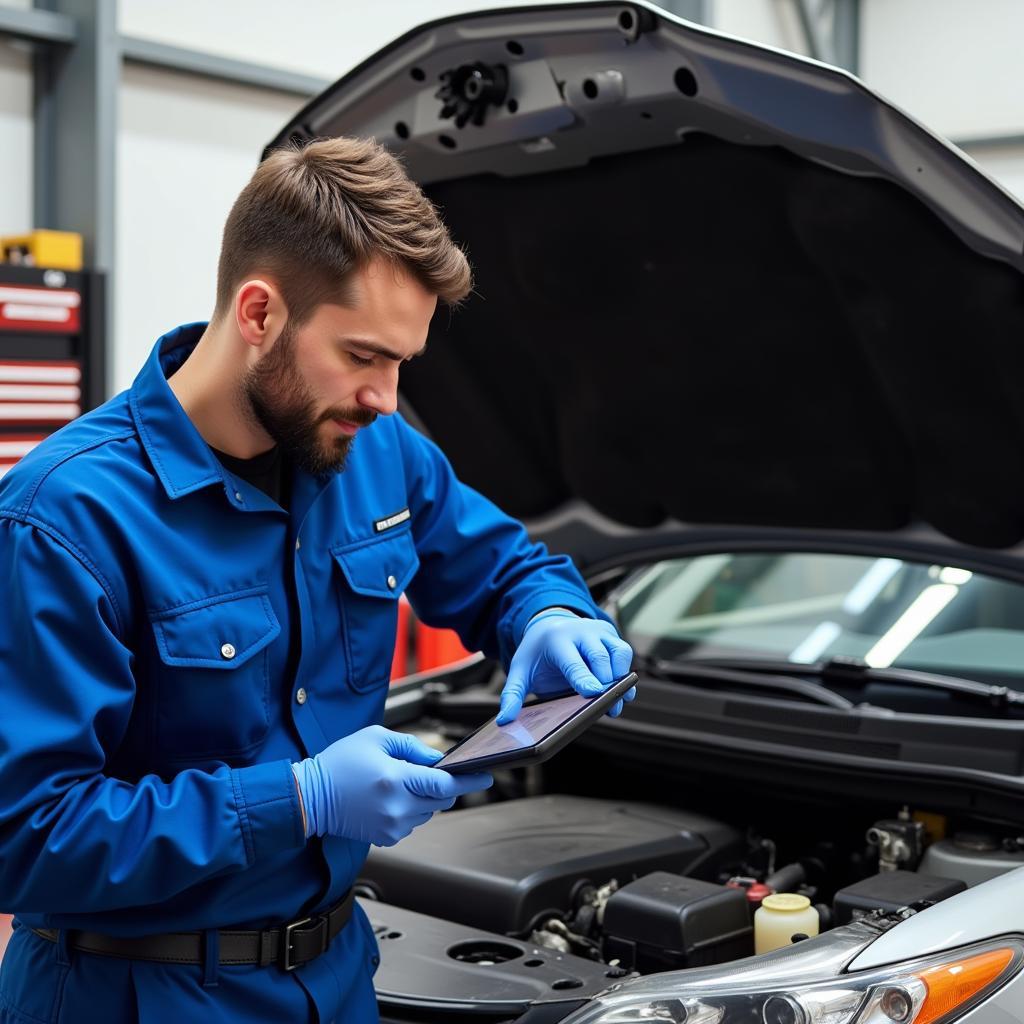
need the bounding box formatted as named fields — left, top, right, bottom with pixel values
left=360, top=795, right=742, bottom=935
left=365, top=899, right=617, bottom=1019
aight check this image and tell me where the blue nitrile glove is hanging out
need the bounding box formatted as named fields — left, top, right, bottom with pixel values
left=292, top=725, right=492, bottom=846
left=497, top=610, right=636, bottom=724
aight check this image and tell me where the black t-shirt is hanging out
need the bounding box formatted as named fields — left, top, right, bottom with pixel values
left=212, top=444, right=287, bottom=509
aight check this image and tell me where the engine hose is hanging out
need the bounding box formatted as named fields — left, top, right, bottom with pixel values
left=765, top=862, right=807, bottom=893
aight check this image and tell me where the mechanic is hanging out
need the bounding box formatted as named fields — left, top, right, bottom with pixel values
left=0, top=136, right=635, bottom=1023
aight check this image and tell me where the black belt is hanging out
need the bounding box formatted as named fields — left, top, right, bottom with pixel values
left=31, top=888, right=355, bottom=973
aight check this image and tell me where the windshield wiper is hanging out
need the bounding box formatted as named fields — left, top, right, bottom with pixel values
left=643, top=654, right=1024, bottom=711
left=634, top=653, right=855, bottom=710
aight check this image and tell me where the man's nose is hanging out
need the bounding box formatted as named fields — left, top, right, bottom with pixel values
left=357, top=368, right=399, bottom=417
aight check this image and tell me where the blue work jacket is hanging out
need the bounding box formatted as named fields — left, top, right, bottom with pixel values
left=0, top=323, right=603, bottom=1023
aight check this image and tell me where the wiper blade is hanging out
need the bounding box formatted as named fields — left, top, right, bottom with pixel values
left=667, top=655, right=1024, bottom=710
left=635, top=654, right=855, bottom=710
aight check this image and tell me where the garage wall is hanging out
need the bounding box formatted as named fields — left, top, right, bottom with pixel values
left=0, top=39, right=33, bottom=239
left=858, top=0, right=1024, bottom=232
left=0, top=0, right=34, bottom=239
left=860, top=0, right=1024, bottom=141
left=115, top=66, right=299, bottom=391
left=710, top=0, right=808, bottom=55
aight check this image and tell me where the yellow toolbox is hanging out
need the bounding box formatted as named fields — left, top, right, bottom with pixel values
left=1, top=230, right=83, bottom=271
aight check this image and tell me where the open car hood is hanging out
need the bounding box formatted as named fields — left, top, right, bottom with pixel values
left=266, top=2, right=1024, bottom=573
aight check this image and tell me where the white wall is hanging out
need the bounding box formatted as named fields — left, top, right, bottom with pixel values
left=0, top=38, right=33, bottom=238
left=857, top=0, right=1024, bottom=241
left=116, top=66, right=299, bottom=390
left=711, top=0, right=808, bottom=56
left=0, top=0, right=34, bottom=241
left=861, top=0, right=1024, bottom=142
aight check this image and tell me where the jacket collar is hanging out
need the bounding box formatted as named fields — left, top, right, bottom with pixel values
left=129, top=322, right=234, bottom=502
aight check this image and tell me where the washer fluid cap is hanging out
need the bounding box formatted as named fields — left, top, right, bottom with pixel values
left=761, top=893, right=810, bottom=912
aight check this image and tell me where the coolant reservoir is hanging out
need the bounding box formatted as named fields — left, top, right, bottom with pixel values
left=754, top=893, right=819, bottom=954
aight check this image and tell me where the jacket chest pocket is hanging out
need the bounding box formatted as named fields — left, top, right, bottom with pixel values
left=332, top=530, right=419, bottom=693
left=149, top=587, right=281, bottom=759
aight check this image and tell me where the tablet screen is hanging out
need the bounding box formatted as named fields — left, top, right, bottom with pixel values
left=436, top=690, right=593, bottom=770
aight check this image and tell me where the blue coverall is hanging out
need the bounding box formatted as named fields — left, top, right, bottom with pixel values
left=0, top=323, right=604, bottom=1022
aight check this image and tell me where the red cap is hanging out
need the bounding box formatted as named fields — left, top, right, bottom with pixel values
left=745, top=883, right=773, bottom=907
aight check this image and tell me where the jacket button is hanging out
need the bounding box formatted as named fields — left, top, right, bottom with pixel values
left=220, top=643, right=236, bottom=660
left=296, top=688, right=307, bottom=705
left=386, top=575, right=397, bottom=590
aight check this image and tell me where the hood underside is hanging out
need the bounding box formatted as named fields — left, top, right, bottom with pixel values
left=267, top=2, right=1024, bottom=559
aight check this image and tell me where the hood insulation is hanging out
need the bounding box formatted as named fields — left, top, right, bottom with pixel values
left=400, top=135, right=1024, bottom=549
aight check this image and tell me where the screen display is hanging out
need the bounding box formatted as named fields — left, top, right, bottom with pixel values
left=436, top=690, right=594, bottom=769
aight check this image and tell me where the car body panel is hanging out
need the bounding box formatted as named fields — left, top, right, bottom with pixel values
left=848, top=866, right=1024, bottom=971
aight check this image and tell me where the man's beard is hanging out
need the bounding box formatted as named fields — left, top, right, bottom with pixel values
left=241, top=324, right=376, bottom=477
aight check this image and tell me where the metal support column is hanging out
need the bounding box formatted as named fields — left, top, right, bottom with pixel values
left=120, top=35, right=328, bottom=97
left=32, top=0, right=118, bottom=396
left=832, top=0, right=859, bottom=74
left=794, top=0, right=859, bottom=73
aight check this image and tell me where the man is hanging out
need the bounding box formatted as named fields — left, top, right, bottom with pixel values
left=0, top=137, right=634, bottom=1022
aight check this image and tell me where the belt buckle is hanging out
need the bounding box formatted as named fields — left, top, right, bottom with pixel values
left=280, top=916, right=327, bottom=972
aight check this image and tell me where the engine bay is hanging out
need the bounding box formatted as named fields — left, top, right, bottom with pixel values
left=360, top=796, right=750, bottom=971
left=361, top=654, right=1024, bottom=1022
left=358, top=783, right=1024, bottom=1020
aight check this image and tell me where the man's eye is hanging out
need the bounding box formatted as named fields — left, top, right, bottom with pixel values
left=349, top=352, right=374, bottom=367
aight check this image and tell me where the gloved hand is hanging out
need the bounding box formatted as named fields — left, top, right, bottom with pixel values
left=497, top=610, right=636, bottom=724
left=292, top=725, right=492, bottom=846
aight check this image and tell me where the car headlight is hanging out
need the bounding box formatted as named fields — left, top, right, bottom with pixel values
left=562, top=932, right=1023, bottom=1024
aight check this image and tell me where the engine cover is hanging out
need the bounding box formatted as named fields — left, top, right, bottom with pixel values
left=360, top=795, right=742, bottom=935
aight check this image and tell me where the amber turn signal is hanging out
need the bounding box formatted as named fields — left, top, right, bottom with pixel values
left=913, top=947, right=1015, bottom=1024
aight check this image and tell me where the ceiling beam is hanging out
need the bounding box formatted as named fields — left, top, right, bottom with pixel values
left=0, top=4, right=76, bottom=46
left=120, top=36, right=328, bottom=97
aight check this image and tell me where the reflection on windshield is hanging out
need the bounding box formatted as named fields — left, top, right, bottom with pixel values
left=613, top=553, right=1024, bottom=680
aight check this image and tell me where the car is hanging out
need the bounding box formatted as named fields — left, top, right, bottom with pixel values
left=265, top=3, right=1024, bottom=1021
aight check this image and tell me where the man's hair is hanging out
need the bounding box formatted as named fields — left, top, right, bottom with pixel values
left=213, top=136, right=472, bottom=325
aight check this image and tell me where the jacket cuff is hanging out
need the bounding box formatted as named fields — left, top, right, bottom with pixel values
left=525, top=606, right=578, bottom=630
left=231, top=759, right=306, bottom=867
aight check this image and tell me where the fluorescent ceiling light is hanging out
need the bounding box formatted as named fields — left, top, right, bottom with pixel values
left=939, top=566, right=973, bottom=585
left=842, top=558, right=903, bottom=615
left=789, top=620, right=842, bottom=663
left=863, top=584, right=959, bottom=668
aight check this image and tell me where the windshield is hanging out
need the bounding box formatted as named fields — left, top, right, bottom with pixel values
left=613, top=553, right=1024, bottom=684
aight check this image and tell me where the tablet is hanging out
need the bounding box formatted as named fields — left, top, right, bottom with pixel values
left=436, top=672, right=638, bottom=775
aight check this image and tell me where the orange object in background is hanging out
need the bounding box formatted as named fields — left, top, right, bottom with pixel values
left=0, top=913, right=11, bottom=964
left=416, top=620, right=472, bottom=672
left=390, top=596, right=412, bottom=681
left=390, top=596, right=475, bottom=683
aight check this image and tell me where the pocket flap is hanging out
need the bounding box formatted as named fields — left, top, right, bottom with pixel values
left=332, top=530, right=420, bottom=599
left=150, top=588, right=281, bottom=669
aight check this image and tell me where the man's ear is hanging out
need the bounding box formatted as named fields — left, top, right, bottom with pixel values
left=235, top=279, right=287, bottom=350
